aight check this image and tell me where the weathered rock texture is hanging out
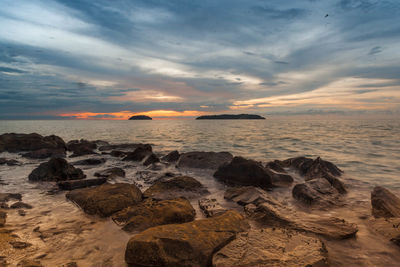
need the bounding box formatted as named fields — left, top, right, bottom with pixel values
left=198, top=198, right=227, bottom=217
left=28, top=158, right=85, bottom=182
left=177, top=151, right=233, bottom=169
left=371, top=186, right=400, bottom=218
left=57, top=178, right=107, bottom=190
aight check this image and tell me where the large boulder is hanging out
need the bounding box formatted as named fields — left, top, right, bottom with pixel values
left=292, top=178, right=342, bottom=206
left=177, top=151, right=233, bottom=169
left=213, top=228, right=329, bottom=267
left=112, top=198, right=195, bottom=232
left=143, top=153, right=160, bottom=166
left=0, top=133, right=66, bottom=153
left=371, top=186, right=400, bottom=218
left=122, top=144, right=153, bottom=161
left=66, top=183, right=142, bottom=217
left=305, top=157, right=343, bottom=179
left=67, top=139, right=97, bottom=157
left=57, top=178, right=107, bottom=190
left=143, top=176, right=209, bottom=200
left=161, top=150, right=180, bottom=163
left=28, top=158, right=85, bottom=182
left=125, top=210, right=249, bottom=266
left=214, top=157, right=273, bottom=189
left=22, top=148, right=66, bottom=159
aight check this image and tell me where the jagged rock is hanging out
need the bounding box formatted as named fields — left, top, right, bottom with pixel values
left=122, top=145, right=153, bottom=161
left=198, top=198, right=227, bottom=217
left=28, top=158, right=85, bottom=182
left=224, top=186, right=276, bottom=206
left=177, top=151, right=233, bottom=169
left=143, top=153, right=160, bottom=166
left=67, top=139, right=97, bottom=157
left=267, top=168, right=294, bottom=186
left=66, top=183, right=142, bottom=217
left=10, top=202, right=32, bottom=209
left=304, top=157, right=343, bottom=179
left=98, top=143, right=147, bottom=151
left=214, top=157, right=273, bottom=189
left=22, top=148, right=66, bottom=159
left=125, top=210, right=249, bottom=266
left=112, top=198, right=195, bottom=232
left=280, top=157, right=314, bottom=175
left=0, top=133, right=65, bottom=153
left=292, top=178, right=342, bottom=206
left=213, top=228, right=329, bottom=267
left=57, top=178, right=107, bottom=190
left=161, top=150, right=180, bottom=163
left=371, top=186, right=400, bottom=218
left=0, top=158, right=21, bottom=166
left=72, top=158, right=106, bottom=165
left=0, top=211, right=6, bottom=226
left=94, top=167, right=125, bottom=178
left=17, top=259, right=43, bottom=267
left=143, top=176, right=209, bottom=200
left=265, top=160, right=287, bottom=173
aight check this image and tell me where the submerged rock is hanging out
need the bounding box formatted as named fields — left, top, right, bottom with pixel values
left=124, top=210, right=249, bottom=266
left=371, top=186, right=400, bottom=218
left=94, top=167, right=125, bottom=178
left=66, top=183, right=142, bottom=217
left=67, top=139, right=97, bottom=157
left=177, top=151, right=233, bottom=169
left=161, top=150, right=180, bottom=163
left=214, top=157, right=273, bottom=189
left=143, top=153, right=160, bottom=166
left=198, top=198, right=227, bottom=217
left=143, top=176, right=209, bottom=200
left=72, top=158, right=106, bottom=165
left=57, top=178, right=107, bottom=190
left=122, top=144, right=153, bottom=161
left=22, top=148, right=66, bottom=159
left=112, top=198, right=195, bottom=232
left=0, top=133, right=65, bottom=153
left=28, top=158, right=85, bottom=182
left=0, top=158, right=21, bottom=166
left=213, top=228, right=329, bottom=267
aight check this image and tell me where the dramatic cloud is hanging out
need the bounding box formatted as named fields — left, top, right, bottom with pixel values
left=0, top=0, right=399, bottom=119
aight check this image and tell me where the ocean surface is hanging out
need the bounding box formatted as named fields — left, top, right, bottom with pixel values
left=1, top=118, right=399, bottom=188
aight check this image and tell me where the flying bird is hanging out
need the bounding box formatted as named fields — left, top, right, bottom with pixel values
left=325, top=14, right=329, bottom=18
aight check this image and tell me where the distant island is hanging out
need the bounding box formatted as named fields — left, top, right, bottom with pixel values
left=128, top=115, right=152, bottom=120
left=196, top=114, right=265, bottom=120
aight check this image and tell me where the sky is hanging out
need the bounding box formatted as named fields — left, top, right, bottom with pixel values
left=0, top=0, right=399, bottom=119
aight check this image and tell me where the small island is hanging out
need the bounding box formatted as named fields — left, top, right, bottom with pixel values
left=128, top=115, right=152, bottom=120
left=196, top=114, right=265, bottom=120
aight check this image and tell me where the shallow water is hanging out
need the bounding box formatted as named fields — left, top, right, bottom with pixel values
left=1, top=118, right=400, bottom=266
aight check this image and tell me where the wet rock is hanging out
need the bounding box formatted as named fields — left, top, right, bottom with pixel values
left=267, top=168, right=294, bottom=186
left=143, top=153, right=160, bottom=166
left=0, top=211, right=6, bottom=226
left=9, top=240, right=32, bottom=249
left=67, top=139, right=97, bottom=157
left=66, top=183, right=142, bottom=217
left=224, top=186, right=276, bottom=206
left=304, top=157, right=343, bottom=179
left=292, top=178, right=342, bottom=206
left=94, top=167, right=125, bottom=178
left=112, top=198, right=195, bottom=232
left=18, top=210, right=26, bottom=216
left=143, top=176, right=209, bottom=200
left=125, top=210, right=249, bottom=266
left=214, top=157, right=273, bottom=189
left=265, top=160, right=287, bottom=173
left=0, top=158, right=21, bottom=166
left=368, top=217, right=400, bottom=244
left=371, top=186, right=400, bottom=218
left=0, top=193, right=22, bottom=202
left=28, top=158, right=86, bottom=182
left=391, top=235, right=400, bottom=247
left=17, top=259, right=43, bottom=267
left=109, top=150, right=127, bottom=157
left=22, top=148, right=66, bottom=159
left=213, top=228, right=329, bottom=267
left=198, top=198, right=227, bottom=217
left=99, top=143, right=147, bottom=151
left=177, top=151, right=233, bottom=169
left=0, top=133, right=65, bottom=153
left=122, top=144, right=152, bottom=161
left=57, top=178, right=107, bottom=190
left=72, top=158, right=106, bottom=165
left=161, top=150, right=180, bottom=163
left=10, top=202, right=33, bottom=209
left=280, top=156, right=314, bottom=175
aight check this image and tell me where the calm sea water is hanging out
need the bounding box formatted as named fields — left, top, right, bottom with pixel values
left=1, top=118, right=400, bottom=188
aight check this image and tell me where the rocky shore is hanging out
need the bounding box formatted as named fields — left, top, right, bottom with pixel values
left=0, top=133, right=400, bottom=266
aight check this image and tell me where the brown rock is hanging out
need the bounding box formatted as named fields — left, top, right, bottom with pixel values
left=94, top=167, right=126, bottom=178
left=72, top=158, right=106, bottom=165
left=28, top=158, right=85, bottom=182
left=292, top=178, right=342, bottom=206
left=124, top=210, right=249, bottom=266
left=0, top=211, right=6, bottom=227
left=66, top=183, right=142, bottom=217
left=224, top=186, right=275, bottom=206
left=161, top=150, right=180, bottom=163
left=112, top=198, right=195, bottom=232
left=10, top=202, right=33, bottom=209
left=198, top=198, right=227, bottom=217
left=122, top=145, right=153, bottom=161
left=99, top=143, right=147, bottom=151
left=0, top=133, right=65, bottom=153
left=57, top=178, right=107, bottom=190
left=67, top=139, right=97, bottom=157
left=0, top=193, right=22, bottom=202
left=10, top=241, right=32, bottom=249
left=371, top=186, right=400, bottom=218
left=0, top=158, right=21, bottom=166
left=17, top=259, right=43, bottom=267
left=22, top=148, right=66, bottom=159
left=143, top=153, right=160, bottom=166
left=177, top=151, right=233, bottom=169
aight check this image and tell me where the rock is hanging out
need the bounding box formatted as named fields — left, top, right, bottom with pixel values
left=143, top=176, right=209, bottom=200
left=112, top=198, right=195, bottom=232
left=224, top=186, right=276, bottom=206
left=22, top=148, right=66, bottom=159
left=66, top=183, right=142, bottom=217
left=9, top=241, right=32, bottom=249
left=72, top=158, right=106, bottom=165
left=0, top=193, right=22, bottom=202
left=0, top=158, right=21, bottom=166
left=368, top=217, right=400, bottom=244
left=213, top=228, right=329, bottom=267
left=143, top=153, right=160, bottom=166
left=214, top=157, right=273, bottom=189
left=109, top=150, right=127, bottom=157
left=292, top=178, right=342, bottom=206
left=98, top=143, right=147, bottom=151
left=0, top=133, right=65, bottom=153
left=161, top=150, right=180, bottom=163
left=177, top=151, right=233, bottom=169
left=129, top=115, right=152, bottom=120
left=391, top=235, right=400, bottom=246
left=67, top=139, right=97, bottom=157
left=304, top=157, right=343, bottom=179
left=28, top=158, right=86, bottom=182
left=280, top=157, right=314, bottom=175
left=94, top=167, right=125, bottom=178
left=17, top=259, right=43, bottom=267
left=371, top=186, right=400, bottom=218
left=57, top=178, right=107, bottom=190
left=122, top=144, right=153, bottom=161
left=0, top=211, right=6, bottom=226
left=10, top=202, right=33, bottom=209
left=198, top=198, right=227, bottom=217
left=18, top=210, right=26, bottom=216
left=267, top=168, right=294, bottom=186
left=125, top=210, right=249, bottom=266
left=265, top=160, right=286, bottom=173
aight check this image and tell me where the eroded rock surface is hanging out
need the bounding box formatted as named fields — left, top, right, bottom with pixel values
left=198, top=198, right=227, bottom=217
left=66, top=183, right=142, bottom=217
left=28, top=158, right=85, bottom=182
left=57, top=178, right=107, bottom=190
left=125, top=210, right=249, bottom=266
left=0, top=133, right=65, bottom=153
left=292, top=178, right=342, bottom=206
left=177, top=151, right=233, bottom=169
left=67, top=139, right=97, bottom=157
left=94, top=167, right=125, bottom=178
left=371, top=186, right=400, bottom=218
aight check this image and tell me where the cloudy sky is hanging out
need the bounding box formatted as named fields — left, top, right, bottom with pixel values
left=0, top=0, right=399, bottom=119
